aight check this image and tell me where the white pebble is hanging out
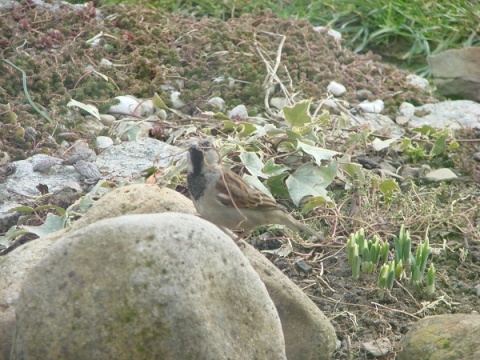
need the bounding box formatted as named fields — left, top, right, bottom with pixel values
left=156, top=109, right=167, bottom=120
left=359, top=100, right=384, bottom=113
left=140, top=99, right=155, bottom=117
left=99, top=58, right=113, bottom=68
left=99, top=114, right=116, bottom=126
left=108, top=96, right=143, bottom=117
left=270, top=97, right=288, bottom=110
left=170, top=91, right=186, bottom=109
left=313, top=26, right=342, bottom=42
left=95, top=136, right=114, bottom=152
left=406, top=74, right=429, bottom=89
left=327, top=81, right=347, bottom=96
left=398, top=102, right=415, bottom=117
left=208, top=97, right=225, bottom=111
left=228, top=104, right=248, bottom=119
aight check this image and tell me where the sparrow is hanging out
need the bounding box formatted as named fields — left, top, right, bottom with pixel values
left=187, top=140, right=321, bottom=240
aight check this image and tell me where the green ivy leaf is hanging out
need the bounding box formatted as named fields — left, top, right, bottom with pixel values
left=152, top=92, right=168, bottom=110
left=430, top=133, right=448, bottom=157
left=283, top=100, right=312, bottom=127
left=301, top=196, right=330, bottom=213
left=263, top=158, right=290, bottom=177
left=412, top=125, right=436, bottom=136
left=297, top=140, right=340, bottom=164
left=22, top=213, right=68, bottom=238
left=379, top=179, right=400, bottom=202
left=286, top=163, right=335, bottom=206
left=239, top=151, right=267, bottom=178
left=338, top=162, right=366, bottom=183
left=9, top=206, right=35, bottom=213
left=448, top=140, right=459, bottom=150
left=266, top=173, right=289, bottom=198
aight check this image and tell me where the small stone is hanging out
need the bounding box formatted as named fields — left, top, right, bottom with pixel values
left=170, top=91, right=186, bottom=109
left=99, top=114, right=116, bottom=126
left=323, top=99, right=339, bottom=108
left=358, top=100, right=384, bottom=114
left=270, top=97, right=288, bottom=110
left=425, top=168, right=458, bottom=181
left=208, top=97, right=225, bottom=111
left=355, top=89, right=373, bottom=100
left=473, top=152, right=480, bottom=162
left=327, top=81, right=346, bottom=96
left=312, top=26, right=342, bottom=42
left=228, top=104, right=248, bottom=119
left=33, top=158, right=60, bottom=172
left=99, top=58, right=113, bottom=68
left=95, top=136, right=114, bottom=152
left=294, top=260, right=313, bottom=274
left=395, top=115, right=410, bottom=125
left=73, top=160, right=101, bottom=181
left=139, top=99, right=155, bottom=116
left=362, top=337, right=391, bottom=357
left=174, top=79, right=185, bottom=90
left=0, top=151, right=11, bottom=167
left=406, top=74, right=430, bottom=89
left=474, top=284, right=480, bottom=297
left=155, top=109, right=167, bottom=120
left=398, top=102, right=415, bottom=117
left=108, top=95, right=143, bottom=117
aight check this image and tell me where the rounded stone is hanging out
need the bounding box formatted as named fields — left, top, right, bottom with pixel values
left=11, top=213, right=286, bottom=360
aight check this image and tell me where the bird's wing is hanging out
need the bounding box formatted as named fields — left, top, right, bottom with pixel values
left=215, top=168, right=281, bottom=211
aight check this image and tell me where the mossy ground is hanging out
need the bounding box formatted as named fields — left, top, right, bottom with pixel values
left=1, top=2, right=479, bottom=359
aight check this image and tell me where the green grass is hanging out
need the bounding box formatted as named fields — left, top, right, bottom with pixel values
left=97, top=0, right=478, bottom=75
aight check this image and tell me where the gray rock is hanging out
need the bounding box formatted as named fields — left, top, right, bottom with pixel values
left=350, top=113, right=403, bottom=136
left=398, top=314, right=480, bottom=360
left=99, top=114, right=116, bottom=126
left=425, top=168, right=458, bottom=181
left=327, top=81, right=346, bottom=96
left=0, top=185, right=194, bottom=359
left=170, top=91, right=186, bottom=109
left=95, top=136, right=114, bottom=152
left=0, top=154, right=80, bottom=201
left=240, top=242, right=337, bottom=360
left=208, top=96, right=225, bottom=111
left=409, top=100, right=480, bottom=129
left=270, top=97, right=289, bottom=110
left=358, top=100, right=384, bottom=113
left=109, top=95, right=144, bottom=117
left=228, top=104, right=249, bottom=119
left=71, top=184, right=197, bottom=231
left=10, top=213, right=287, bottom=360
left=362, top=337, right=391, bottom=357
left=475, top=284, right=480, bottom=297
left=94, top=137, right=184, bottom=181
left=428, top=48, right=480, bottom=101
left=406, top=74, right=429, bottom=89
left=0, top=229, right=67, bottom=360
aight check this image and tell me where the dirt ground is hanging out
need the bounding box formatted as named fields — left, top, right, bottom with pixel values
left=1, top=2, right=479, bottom=359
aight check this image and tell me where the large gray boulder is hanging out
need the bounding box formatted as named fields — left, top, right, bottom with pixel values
left=240, top=243, right=337, bottom=360
left=428, top=47, right=480, bottom=101
left=10, top=213, right=287, bottom=359
left=397, top=314, right=480, bottom=360
left=0, top=185, right=196, bottom=360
